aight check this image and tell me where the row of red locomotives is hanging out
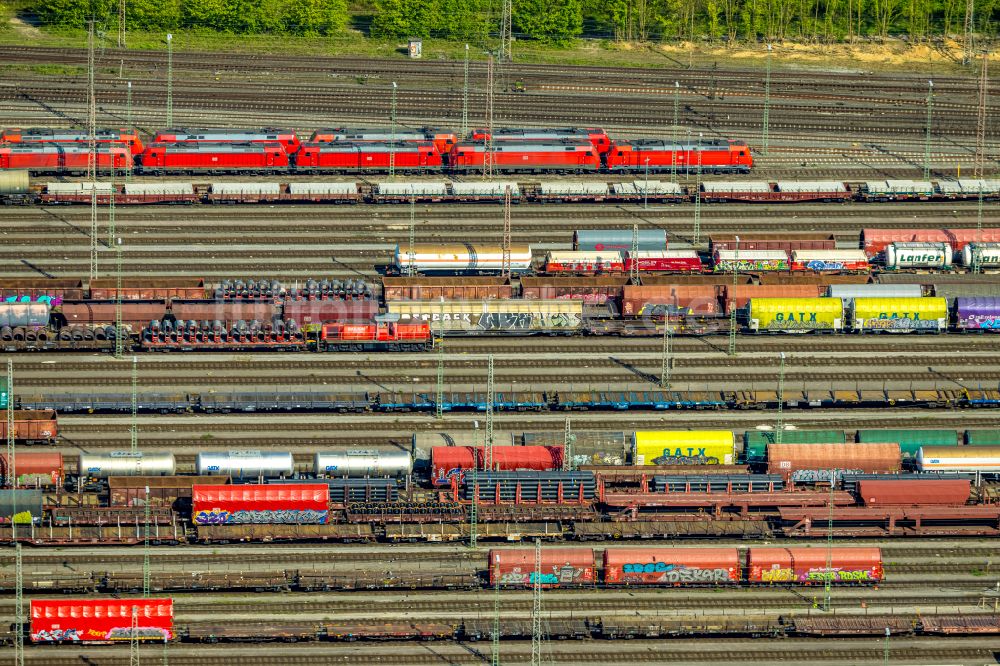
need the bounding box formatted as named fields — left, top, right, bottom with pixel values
left=489, top=547, right=884, bottom=588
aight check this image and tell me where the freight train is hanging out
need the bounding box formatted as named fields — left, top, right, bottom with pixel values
left=10, top=599, right=1000, bottom=646
left=488, top=546, right=883, bottom=587
left=0, top=125, right=753, bottom=175
left=12, top=176, right=1000, bottom=207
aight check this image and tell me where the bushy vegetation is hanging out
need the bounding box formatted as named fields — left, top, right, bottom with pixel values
left=28, top=0, right=1000, bottom=43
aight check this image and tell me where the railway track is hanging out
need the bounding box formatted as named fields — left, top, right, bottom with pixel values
left=18, top=640, right=1000, bottom=665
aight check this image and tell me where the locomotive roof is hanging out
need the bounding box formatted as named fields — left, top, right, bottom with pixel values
left=157, top=127, right=295, bottom=136
left=616, top=138, right=735, bottom=149
left=9, top=128, right=129, bottom=139
left=301, top=141, right=434, bottom=152
left=454, top=140, right=595, bottom=152
left=2, top=143, right=125, bottom=153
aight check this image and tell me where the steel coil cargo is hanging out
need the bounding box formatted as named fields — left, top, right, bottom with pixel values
left=884, top=242, right=953, bottom=269
left=747, top=298, right=843, bottom=332
left=855, top=429, right=958, bottom=460
left=603, top=547, right=740, bottom=585
left=488, top=547, right=595, bottom=587
left=387, top=299, right=583, bottom=334
left=767, top=443, right=901, bottom=482
left=851, top=297, right=947, bottom=333
left=573, top=229, right=666, bottom=252
left=955, top=297, right=1000, bottom=331
left=196, top=450, right=294, bottom=479
left=392, top=243, right=533, bottom=274
left=747, top=547, right=883, bottom=583
left=743, top=429, right=846, bottom=464
left=313, top=447, right=412, bottom=478
left=78, top=451, right=176, bottom=478
left=632, top=431, right=735, bottom=466
left=917, top=446, right=1000, bottom=473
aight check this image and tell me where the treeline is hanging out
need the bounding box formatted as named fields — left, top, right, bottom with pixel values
left=31, top=0, right=1000, bottom=42
left=35, top=0, right=349, bottom=35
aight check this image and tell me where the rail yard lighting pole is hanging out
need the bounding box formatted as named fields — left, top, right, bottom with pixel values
left=435, top=296, right=445, bottom=420
left=660, top=320, right=673, bottom=389
left=126, top=82, right=132, bottom=183
left=643, top=158, right=650, bottom=209
left=728, top=236, right=739, bottom=356
left=883, top=627, right=890, bottom=665
left=671, top=82, right=680, bottom=184
left=563, top=417, right=575, bottom=471
left=775, top=352, right=785, bottom=444
left=461, top=45, right=470, bottom=137
left=470, top=421, right=479, bottom=549
left=166, top=34, right=173, bottom=127
left=143, top=485, right=151, bottom=598
left=694, top=132, right=703, bottom=244
left=924, top=81, right=933, bottom=181
left=762, top=44, right=772, bottom=157
left=390, top=82, right=397, bottom=178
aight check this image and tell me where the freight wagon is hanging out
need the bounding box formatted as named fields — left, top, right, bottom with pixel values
left=632, top=431, right=735, bottom=466
left=0, top=410, right=58, bottom=443
left=851, top=297, right=948, bottom=333
left=917, top=446, right=1000, bottom=474
left=392, top=243, right=534, bottom=275
left=767, top=443, right=902, bottom=483
left=191, top=484, right=329, bottom=525
left=747, top=298, right=844, bottom=333
left=30, top=598, right=173, bottom=643
left=387, top=299, right=583, bottom=335
left=431, top=445, right=563, bottom=486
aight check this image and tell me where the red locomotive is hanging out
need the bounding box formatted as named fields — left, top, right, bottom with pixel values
left=0, top=144, right=133, bottom=173
left=319, top=320, right=431, bottom=351
left=310, top=128, right=458, bottom=156
left=152, top=128, right=301, bottom=154
left=450, top=140, right=600, bottom=173
left=296, top=142, right=443, bottom=172
left=138, top=142, right=290, bottom=173
left=0, top=127, right=144, bottom=155
left=607, top=139, right=752, bottom=173
left=471, top=127, right=613, bottom=154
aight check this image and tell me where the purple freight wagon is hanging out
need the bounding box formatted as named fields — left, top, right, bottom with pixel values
left=956, top=297, right=1000, bottom=331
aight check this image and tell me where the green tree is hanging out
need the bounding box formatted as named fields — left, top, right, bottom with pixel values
left=126, top=0, right=181, bottom=30
left=285, top=0, right=348, bottom=34
left=513, top=0, right=583, bottom=43
left=35, top=0, right=113, bottom=27
left=180, top=0, right=228, bottom=29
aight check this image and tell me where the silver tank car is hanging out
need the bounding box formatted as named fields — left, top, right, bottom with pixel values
left=1, top=303, right=50, bottom=328
left=313, top=447, right=412, bottom=478
left=196, top=450, right=294, bottom=479
left=78, top=451, right=176, bottom=478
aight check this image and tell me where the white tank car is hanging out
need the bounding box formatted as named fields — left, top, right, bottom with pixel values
left=961, top=242, right=1000, bottom=268
left=884, top=242, right=953, bottom=269
left=196, top=450, right=294, bottom=479
left=393, top=243, right=533, bottom=274
left=917, top=446, right=1000, bottom=473
left=313, top=447, right=412, bottom=478
left=78, top=451, right=176, bottom=477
